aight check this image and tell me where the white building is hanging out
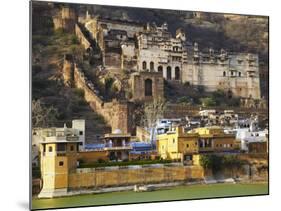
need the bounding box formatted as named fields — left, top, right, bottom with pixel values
left=32, top=120, right=86, bottom=166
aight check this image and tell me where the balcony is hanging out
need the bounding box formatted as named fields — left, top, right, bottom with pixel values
left=42, top=135, right=79, bottom=143
left=103, top=145, right=133, bottom=151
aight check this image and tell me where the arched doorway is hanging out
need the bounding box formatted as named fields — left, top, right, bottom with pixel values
left=145, top=79, right=153, bottom=96
left=175, top=66, right=180, bottom=80
left=142, top=61, right=147, bottom=70
left=167, top=66, right=171, bottom=80
left=150, top=62, right=154, bottom=71
left=228, top=90, right=233, bottom=99
left=158, top=66, right=163, bottom=75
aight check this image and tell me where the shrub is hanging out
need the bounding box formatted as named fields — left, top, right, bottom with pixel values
left=200, top=97, right=216, bottom=107
left=199, top=154, right=222, bottom=172
left=177, top=96, right=191, bottom=104
left=97, top=159, right=105, bottom=163
left=70, top=35, right=79, bottom=44
left=73, top=88, right=85, bottom=98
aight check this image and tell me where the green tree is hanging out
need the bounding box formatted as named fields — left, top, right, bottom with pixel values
left=200, top=97, right=216, bottom=107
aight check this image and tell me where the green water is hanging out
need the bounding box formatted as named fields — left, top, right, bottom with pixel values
left=32, top=183, right=268, bottom=210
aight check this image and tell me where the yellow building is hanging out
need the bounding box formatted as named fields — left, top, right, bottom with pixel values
left=157, top=126, right=236, bottom=165
left=191, top=126, right=236, bottom=152
left=38, top=130, right=82, bottom=198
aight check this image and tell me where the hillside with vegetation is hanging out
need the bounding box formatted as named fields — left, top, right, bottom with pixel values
left=32, top=4, right=110, bottom=142
left=31, top=3, right=268, bottom=139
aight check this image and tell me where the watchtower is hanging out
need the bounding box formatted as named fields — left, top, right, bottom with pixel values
left=38, top=128, right=82, bottom=198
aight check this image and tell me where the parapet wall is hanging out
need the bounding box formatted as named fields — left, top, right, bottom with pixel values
left=72, top=64, right=134, bottom=134
left=68, top=165, right=204, bottom=189
left=75, top=24, right=91, bottom=50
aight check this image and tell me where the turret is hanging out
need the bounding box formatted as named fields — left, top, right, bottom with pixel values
left=38, top=128, right=82, bottom=198
left=176, top=28, right=186, bottom=42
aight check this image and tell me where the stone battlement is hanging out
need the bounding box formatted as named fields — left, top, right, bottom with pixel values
left=63, top=58, right=135, bottom=134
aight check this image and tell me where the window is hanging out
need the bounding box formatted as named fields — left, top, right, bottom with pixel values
left=48, top=146, right=53, bottom=152
left=167, top=66, right=171, bottom=80
left=79, top=131, right=83, bottom=136
left=231, top=71, right=233, bottom=76
left=239, top=72, right=241, bottom=77
left=142, top=61, right=147, bottom=70
left=150, top=62, right=154, bottom=71
left=223, top=71, right=226, bottom=77
left=173, top=139, right=175, bottom=143
left=158, top=66, right=163, bottom=75
left=230, top=144, right=233, bottom=147
left=186, top=144, right=189, bottom=148
left=144, top=79, right=153, bottom=96
left=175, top=66, right=180, bottom=80
left=57, top=143, right=66, bottom=152
left=59, top=161, right=64, bottom=166
left=70, top=145, right=74, bottom=151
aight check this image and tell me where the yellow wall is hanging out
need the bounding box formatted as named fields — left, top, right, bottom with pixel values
left=40, top=142, right=79, bottom=191
left=213, top=137, right=235, bottom=151
left=157, top=127, right=236, bottom=161
left=78, top=151, right=109, bottom=163
left=68, top=166, right=204, bottom=189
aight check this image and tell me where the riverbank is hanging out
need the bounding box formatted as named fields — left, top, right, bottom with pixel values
left=32, top=182, right=268, bottom=210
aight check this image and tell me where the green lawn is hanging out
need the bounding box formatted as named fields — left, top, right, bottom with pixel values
left=32, top=183, right=268, bottom=210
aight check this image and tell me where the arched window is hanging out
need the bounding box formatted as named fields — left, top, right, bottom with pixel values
left=167, top=66, right=172, bottom=80
left=239, top=72, right=241, bottom=77
left=228, top=90, right=232, bottom=99
left=158, top=66, right=163, bottom=73
left=145, top=79, right=153, bottom=96
left=142, top=61, right=147, bottom=70
left=223, top=71, right=226, bottom=77
left=150, top=62, right=154, bottom=71
left=175, top=66, right=180, bottom=80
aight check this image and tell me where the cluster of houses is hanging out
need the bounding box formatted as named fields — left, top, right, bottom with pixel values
left=32, top=109, right=268, bottom=167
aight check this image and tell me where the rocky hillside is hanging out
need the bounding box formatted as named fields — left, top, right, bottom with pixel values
left=32, top=3, right=110, bottom=143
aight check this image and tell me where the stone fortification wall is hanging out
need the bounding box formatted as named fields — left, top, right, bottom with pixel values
left=72, top=63, right=134, bottom=134
left=68, top=165, right=204, bottom=189
left=75, top=24, right=91, bottom=50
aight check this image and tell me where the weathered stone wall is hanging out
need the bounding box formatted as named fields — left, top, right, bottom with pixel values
left=68, top=165, right=204, bottom=189
left=78, top=151, right=109, bottom=163
left=184, top=53, right=261, bottom=99
left=72, top=63, right=134, bottom=134
left=53, top=7, right=77, bottom=33
left=75, top=24, right=91, bottom=50
left=130, top=72, right=164, bottom=102
left=104, top=52, right=121, bottom=68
